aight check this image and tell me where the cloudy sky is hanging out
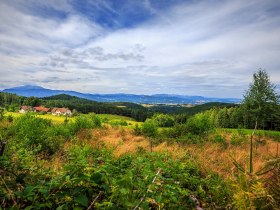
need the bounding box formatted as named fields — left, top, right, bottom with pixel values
left=0, top=0, right=280, bottom=98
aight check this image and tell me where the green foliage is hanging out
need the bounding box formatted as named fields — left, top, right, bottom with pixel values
left=232, top=173, right=275, bottom=210
left=243, top=69, right=279, bottom=129
left=160, top=124, right=188, bottom=139
left=0, top=141, right=231, bottom=209
left=70, top=114, right=102, bottom=133
left=152, top=113, right=175, bottom=127
left=133, top=123, right=142, bottom=135
left=0, top=107, right=4, bottom=121
left=23, top=96, right=40, bottom=107
left=211, top=134, right=226, bottom=144
left=141, top=119, right=158, bottom=138
left=5, top=114, right=85, bottom=155
left=8, top=114, right=56, bottom=153
left=186, top=111, right=214, bottom=135
left=5, top=115, right=13, bottom=122
left=109, top=119, right=128, bottom=127
left=7, top=104, right=19, bottom=112
left=90, top=113, right=102, bottom=127
left=71, top=108, right=79, bottom=116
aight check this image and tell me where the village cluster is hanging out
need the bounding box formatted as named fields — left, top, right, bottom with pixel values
left=19, top=106, right=72, bottom=116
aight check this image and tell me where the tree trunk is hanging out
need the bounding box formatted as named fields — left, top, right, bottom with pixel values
left=250, top=120, right=258, bottom=175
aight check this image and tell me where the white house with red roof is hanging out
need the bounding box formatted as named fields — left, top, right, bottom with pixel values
left=51, top=108, right=71, bottom=116
left=19, top=106, right=32, bottom=113
left=33, top=106, right=51, bottom=113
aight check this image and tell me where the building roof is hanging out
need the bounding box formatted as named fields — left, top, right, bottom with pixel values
left=51, top=108, right=71, bottom=113
left=33, top=106, right=50, bottom=112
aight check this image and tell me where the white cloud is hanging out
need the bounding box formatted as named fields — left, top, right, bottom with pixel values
left=0, top=0, right=280, bottom=97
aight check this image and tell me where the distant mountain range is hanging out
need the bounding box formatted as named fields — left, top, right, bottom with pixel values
left=1, top=85, right=241, bottom=104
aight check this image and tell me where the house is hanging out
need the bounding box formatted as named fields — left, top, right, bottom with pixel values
left=51, top=108, right=71, bottom=116
left=19, top=106, right=32, bottom=113
left=33, top=106, right=51, bottom=113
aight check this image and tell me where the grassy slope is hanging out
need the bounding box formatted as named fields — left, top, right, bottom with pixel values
left=97, top=114, right=135, bottom=121
left=5, top=112, right=74, bottom=123
left=4, top=112, right=138, bottom=125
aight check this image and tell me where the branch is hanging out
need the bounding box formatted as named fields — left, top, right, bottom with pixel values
left=190, top=194, right=204, bottom=210
left=250, top=120, right=258, bottom=174
left=87, top=191, right=103, bottom=210
left=133, top=168, right=162, bottom=210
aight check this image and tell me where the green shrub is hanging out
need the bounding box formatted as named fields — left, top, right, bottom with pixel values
left=167, top=124, right=188, bottom=138
left=141, top=119, right=158, bottom=138
left=211, top=134, right=226, bottom=143
left=71, top=114, right=102, bottom=133
left=89, top=113, right=102, bottom=127
left=186, top=112, right=214, bottom=135
left=8, top=114, right=70, bottom=154
left=152, top=113, right=175, bottom=127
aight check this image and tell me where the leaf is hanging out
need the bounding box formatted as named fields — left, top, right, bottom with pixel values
left=74, top=194, right=88, bottom=207
left=90, top=172, right=104, bottom=184
left=56, top=205, right=65, bottom=210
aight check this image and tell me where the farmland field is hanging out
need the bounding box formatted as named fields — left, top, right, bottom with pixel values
left=4, top=112, right=74, bottom=124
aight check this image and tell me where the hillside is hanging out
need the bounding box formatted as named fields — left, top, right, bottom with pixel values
left=149, top=102, right=237, bottom=114
left=2, top=85, right=241, bottom=104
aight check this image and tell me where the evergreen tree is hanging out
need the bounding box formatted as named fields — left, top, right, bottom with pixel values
left=243, top=69, right=279, bottom=129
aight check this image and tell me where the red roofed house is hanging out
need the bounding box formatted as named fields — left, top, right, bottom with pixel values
left=19, top=106, right=32, bottom=113
left=33, top=106, right=51, bottom=113
left=51, top=108, right=71, bottom=116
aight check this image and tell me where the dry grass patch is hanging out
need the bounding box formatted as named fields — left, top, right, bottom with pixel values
left=185, top=138, right=279, bottom=179
left=45, top=127, right=279, bottom=180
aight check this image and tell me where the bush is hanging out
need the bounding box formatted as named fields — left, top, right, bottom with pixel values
left=71, top=114, right=102, bottom=133
left=211, top=134, right=226, bottom=143
left=152, top=113, right=175, bottom=127
left=169, top=124, right=188, bottom=138
left=8, top=114, right=59, bottom=154
left=186, top=112, right=214, bottom=135
left=141, top=119, right=158, bottom=138
left=89, top=113, right=102, bottom=127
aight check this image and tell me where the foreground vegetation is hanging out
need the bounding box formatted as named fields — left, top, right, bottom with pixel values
left=1, top=69, right=279, bottom=209
left=1, top=112, right=279, bottom=209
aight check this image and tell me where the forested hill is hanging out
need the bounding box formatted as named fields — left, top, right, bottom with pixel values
left=43, top=94, right=145, bottom=109
left=0, top=92, right=237, bottom=121
left=42, top=94, right=236, bottom=115
left=149, top=102, right=237, bottom=114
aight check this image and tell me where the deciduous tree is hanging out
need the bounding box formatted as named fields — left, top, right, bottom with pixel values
left=243, top=69, right=279, bottom=129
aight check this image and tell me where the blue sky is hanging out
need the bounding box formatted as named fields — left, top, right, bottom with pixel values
left=0, top=0, right=280, bottom=97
